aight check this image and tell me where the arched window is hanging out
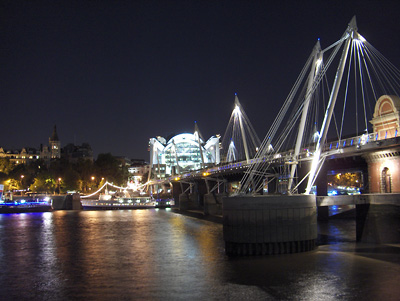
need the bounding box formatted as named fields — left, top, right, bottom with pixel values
left=381, top=167, right=392, bottom=193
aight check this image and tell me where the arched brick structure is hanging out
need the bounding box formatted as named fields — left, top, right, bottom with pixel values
left=370, top=95, right=400, bottom=140
left=365, top=95, right=400, bottom=193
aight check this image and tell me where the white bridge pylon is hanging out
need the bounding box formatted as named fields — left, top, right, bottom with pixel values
left=221, top=94, right=261, bottom=163
left=239, top=16, right=400, bottom=195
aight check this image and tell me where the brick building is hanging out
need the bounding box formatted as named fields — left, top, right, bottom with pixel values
left=365, top=95, right=400, bottom=193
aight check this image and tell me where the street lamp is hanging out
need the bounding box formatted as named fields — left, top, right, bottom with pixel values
left=89, top=176, right=95, bottom=191
left=20, top=175, right=25, bottom=193
left=58, top=178, right=62, bottom=194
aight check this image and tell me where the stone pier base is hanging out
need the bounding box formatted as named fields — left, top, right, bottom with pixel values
left=223, top=195, right=317, bottom=256
left=203, top=193, right=225, bottom=216
left=357, top=203, right=400, bottom=243
left=52, top=193, right=82, bottom=210
left=225, top=239, right=316, bottom=256
left=179, top=193, right=200, bottom=211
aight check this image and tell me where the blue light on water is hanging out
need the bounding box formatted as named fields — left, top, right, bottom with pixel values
left=328, top=190, right=338, bottom=196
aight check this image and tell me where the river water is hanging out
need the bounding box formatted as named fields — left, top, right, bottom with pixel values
left=0, top=209, right=399, bottom=300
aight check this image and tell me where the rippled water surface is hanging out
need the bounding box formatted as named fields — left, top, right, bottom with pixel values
left=0, top=209, right=399, bottom=300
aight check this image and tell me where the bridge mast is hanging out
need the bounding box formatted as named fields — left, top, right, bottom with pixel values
left=288, top=41, right=322, bottom=193
left=235, top=94, right=251, bottom=163
left=194, top=121, right=205, bottom=169
left=305, top=16, right=357, bottom=194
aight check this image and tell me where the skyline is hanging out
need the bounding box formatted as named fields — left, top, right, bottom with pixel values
left=2, top=1, right=400, bottom=160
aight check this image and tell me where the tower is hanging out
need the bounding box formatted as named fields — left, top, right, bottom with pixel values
left=49, top=125, right=61, bottom=159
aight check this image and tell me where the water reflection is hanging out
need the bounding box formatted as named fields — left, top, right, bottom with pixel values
left=0, top=210, right=399, bottom=300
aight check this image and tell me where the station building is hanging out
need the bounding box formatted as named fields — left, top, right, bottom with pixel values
left=149, top=130, right=220, bottom=179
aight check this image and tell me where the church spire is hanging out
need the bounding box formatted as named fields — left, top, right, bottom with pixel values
left=49, top=125, right=61, bottom=159
left=50, top=125, right=59, bottom=142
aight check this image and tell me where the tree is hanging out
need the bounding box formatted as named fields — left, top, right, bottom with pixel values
left=29, top=172, right=56, bottom=193
left=74, top=159, right=95, bottom=192
left=95, top=153, right=128, bottom=186
left=61, top=169, right=80, bottom=192
left=0, top=158, right=12, bottom=174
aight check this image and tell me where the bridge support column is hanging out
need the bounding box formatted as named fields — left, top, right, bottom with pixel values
left=223, top=195, right=317, bottom=255
left=179, top=192, right=201, bottom=211
left=356, top=197, right=400, bottom=243
left=204, top=193, right=226, bottom=216
left=316, top=165, right=328, bottom=196
left=171, top=182, right=182, bottom=207
left=315, top=164, right=329, bottom=221
left=317, top=206, right=330, bottom=221
left=52, top=193, right=82, bottom=210
left=267, top=177, right=278, bottom=194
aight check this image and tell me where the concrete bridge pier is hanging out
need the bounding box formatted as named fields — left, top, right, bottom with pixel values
left=171, top=182, right=182, bottom=207
left=356, top=195, right=400, bottom=243
left=223, top=195, right=317, bottom=256
left=317, top=194, right=400, bottom=243
left=178, top=181, right=206, bottom=211
left=203, top=178, right=227, bottom=216
left=204, top=192, right=226, bottom=216
left=52, top=193, right=82, bottom=210
left=179, top=191, right=200, bottom=210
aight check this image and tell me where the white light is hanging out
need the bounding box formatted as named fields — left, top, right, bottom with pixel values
left=313, top=131, right=320, bottom=142
left=316, top=58, right=322, bottom=69
left=233, top=105, right=241, bottom=115
left=357, top=33, right=366, bottom=43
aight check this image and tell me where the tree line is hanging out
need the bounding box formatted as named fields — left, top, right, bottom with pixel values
left=0, top=153, right=129, bottom=194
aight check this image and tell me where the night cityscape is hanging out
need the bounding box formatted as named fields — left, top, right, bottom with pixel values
left=1, top=1, right=400, bottom=300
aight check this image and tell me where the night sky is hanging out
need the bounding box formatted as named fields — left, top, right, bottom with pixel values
left=2, top=0, right=400, bottom=161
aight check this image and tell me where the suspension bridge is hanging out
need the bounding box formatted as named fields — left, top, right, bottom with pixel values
left=81, top=17, right=400, bottom=254
left=85, top=16, right=399, bottom=202
left=145, top=17, right=400, bottom=197
left=148, top=16, right=400, bottom=255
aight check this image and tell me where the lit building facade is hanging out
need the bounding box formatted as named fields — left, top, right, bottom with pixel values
left=0, top=125, right=93, bottom=166
left=365, top=95, right=400, bottom=193
left=149, top=132, right=220, bottom=178
left=128, top=160, right=150, bottom=188
left=0, top=126, right=60, bottom=165
left=0, top=147, right=41, bottom=165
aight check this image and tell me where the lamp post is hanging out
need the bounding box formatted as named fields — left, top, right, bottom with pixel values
left=90, top=176, right=95, bottom=191
left=58, top=178, right=62, bottom=195
left=20, top=175, right=25, bottom=194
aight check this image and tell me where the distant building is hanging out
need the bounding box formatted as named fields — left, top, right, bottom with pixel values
left=0, top=147, right=40, bottom=165
left=63, top=143, right=94, bottom=163
left=0, top=125, right=93, bottom=166
left=128, top=159, right=150, bottom=186
left=149, top=129, right=220, bottom=179
left=49, top=125, right=61, bottom=159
